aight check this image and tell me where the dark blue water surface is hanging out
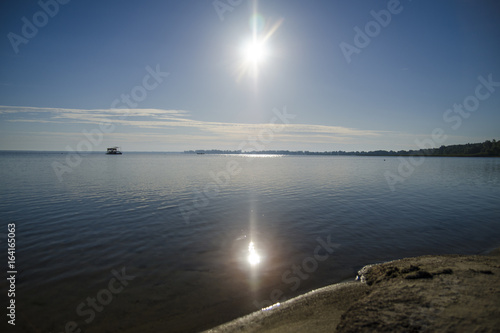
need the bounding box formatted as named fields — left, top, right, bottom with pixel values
left=1, top=152, right=499, bottom=332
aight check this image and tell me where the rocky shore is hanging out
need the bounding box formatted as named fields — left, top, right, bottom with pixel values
left=205, top=249, right=500, bottom=333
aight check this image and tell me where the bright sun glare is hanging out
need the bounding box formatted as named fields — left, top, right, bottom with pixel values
left=243, top=40, right=267, bottom=64
left=247, top=241, right=261, bottom=266
left=236, top=14, right=283, bottom=81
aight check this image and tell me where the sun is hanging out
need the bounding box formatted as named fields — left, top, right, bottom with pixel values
left=243, top=40, right=267, bottom=64
left=235, top=15, right=283, bottom=81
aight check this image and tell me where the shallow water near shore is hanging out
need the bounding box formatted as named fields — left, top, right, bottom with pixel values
left=1, top=152, right=499, bottom=332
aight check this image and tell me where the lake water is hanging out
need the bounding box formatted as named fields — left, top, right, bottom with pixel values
left=1, top=152, right=499, bottom=332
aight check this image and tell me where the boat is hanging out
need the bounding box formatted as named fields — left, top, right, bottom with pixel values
left=106, top=147, right=122, bottom=155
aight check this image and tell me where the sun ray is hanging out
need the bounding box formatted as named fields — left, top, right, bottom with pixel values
left=235, top=10, right=284, bottom=82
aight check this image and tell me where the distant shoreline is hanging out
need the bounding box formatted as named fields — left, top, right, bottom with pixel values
left=186, top=139, right=500, bottom=157
left=185, top=151, right=500, bottom=158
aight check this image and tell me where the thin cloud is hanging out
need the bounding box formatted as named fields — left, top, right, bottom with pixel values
left=0, top=105, right=389, bottom=146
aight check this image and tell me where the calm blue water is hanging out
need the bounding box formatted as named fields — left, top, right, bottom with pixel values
left=1, top=152, right=499, bottom=332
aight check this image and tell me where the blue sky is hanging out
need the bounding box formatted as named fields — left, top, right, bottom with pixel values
left=0, top=0, right=499, bottom=151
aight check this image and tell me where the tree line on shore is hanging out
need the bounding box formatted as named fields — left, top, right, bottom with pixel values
left=185, top=139, right=500, bottom=157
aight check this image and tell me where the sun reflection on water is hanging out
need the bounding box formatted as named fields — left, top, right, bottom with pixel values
left=247, top=241, right=261, bottom=266
left=240, top=154, right=284, bottom=158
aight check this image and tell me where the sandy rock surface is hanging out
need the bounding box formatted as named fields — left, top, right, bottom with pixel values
left=205, top=249, right=500, bottom=333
